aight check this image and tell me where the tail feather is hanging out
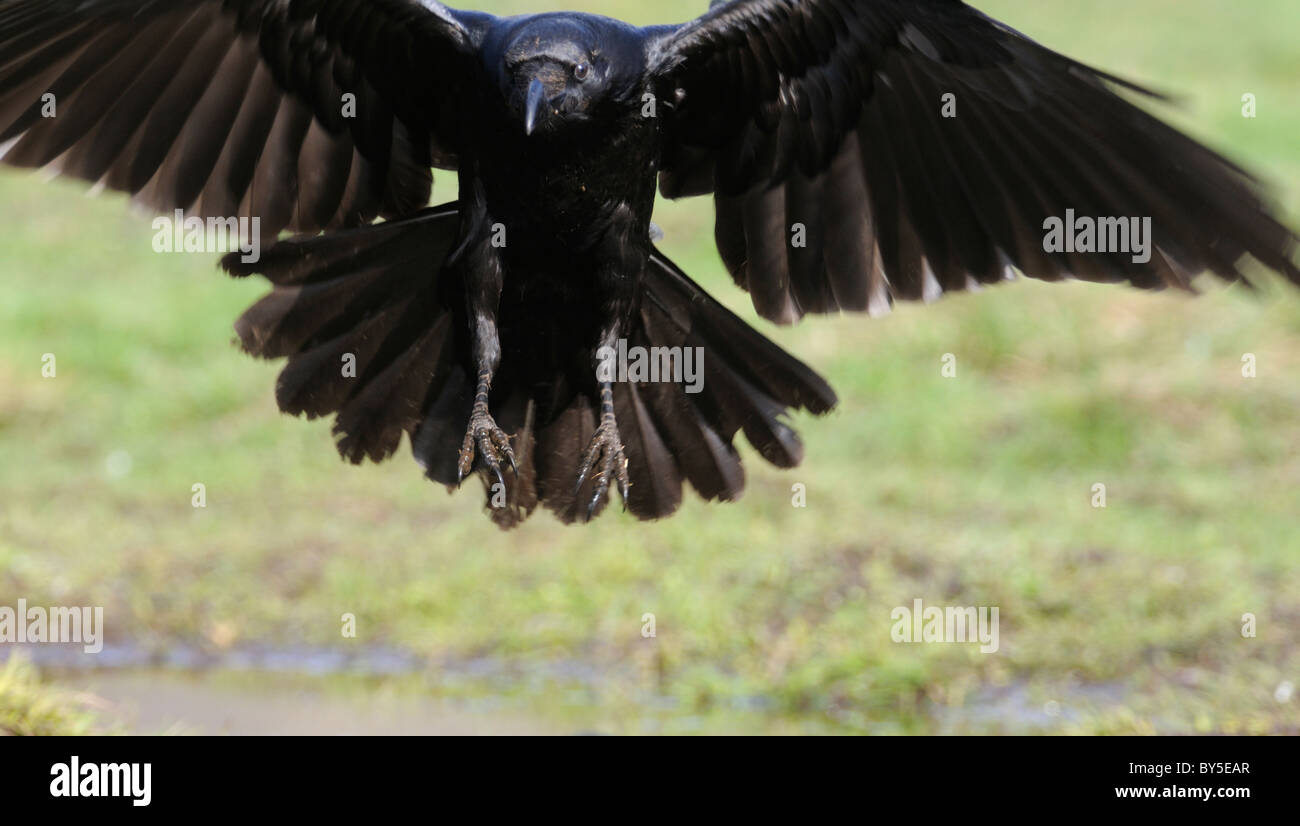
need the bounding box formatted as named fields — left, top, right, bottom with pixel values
left=644, top=253, right=838, bottom=415
left=271, top=296, right=422, bottom=418
left=410, top=361, right=472, bottom=485
left=613, top=380, right=685, bottom=519
left=223, top=206, right=838, bottom=528
left=635, top=248, right=838, bottom=499
left=232, top=269, right=390, bottom=360
left=637, top=378, right=744, bottom=503
left=535, top=393, right=601, bottom=524
left=334, top=313, right=456, bottom=464
left=223, top=203, right=470, bottom=474
left=225, top=214, right=439, bottom=285
left=481, top=397, right=539, bottom=529
left=695, top=363, right=808, bottom=469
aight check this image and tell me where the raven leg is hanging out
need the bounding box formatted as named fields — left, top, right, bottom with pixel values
left=574, top=325, right=632, bottom=518
left=573, top=209, right=647, bottom=517
left=456, top=332, right=517, bottom=489
left=454, top=219, right=516, bottom=489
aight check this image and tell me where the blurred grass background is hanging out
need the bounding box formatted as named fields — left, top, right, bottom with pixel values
left=0, top=0, right=1297, bottom=734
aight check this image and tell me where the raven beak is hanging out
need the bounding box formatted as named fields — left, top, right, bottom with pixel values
left=524, top=78, right=547, bottom=136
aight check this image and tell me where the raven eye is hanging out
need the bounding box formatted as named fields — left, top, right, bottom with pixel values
left=573, top=62, right=590, bottom=82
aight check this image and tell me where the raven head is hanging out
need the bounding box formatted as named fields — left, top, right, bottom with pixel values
left=496, top=15, right=644, bottom=137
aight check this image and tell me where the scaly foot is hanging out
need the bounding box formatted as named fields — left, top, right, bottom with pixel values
left=457, top=404, right=517, bottom=489
left=574, top=408, right=630, bottom=519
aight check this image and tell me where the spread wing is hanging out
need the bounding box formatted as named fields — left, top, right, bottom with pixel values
left=0, top=0, right=491, bottom=236
left=647, top=0, right=1300, bottom=323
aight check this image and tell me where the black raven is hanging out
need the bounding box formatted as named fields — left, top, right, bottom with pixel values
left=1, top=0, right=1297, bottom=527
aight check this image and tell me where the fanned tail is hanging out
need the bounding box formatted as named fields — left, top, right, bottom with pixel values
left=225, top=213, right=836, bottom=528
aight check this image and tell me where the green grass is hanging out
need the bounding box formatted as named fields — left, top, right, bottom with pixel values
left=0, top=656, right=115, bottom=736
left=1, top=0, right=1298, bottom=734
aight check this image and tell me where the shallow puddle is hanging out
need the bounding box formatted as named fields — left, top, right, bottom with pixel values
left=59, top=670, right=568, bottom=735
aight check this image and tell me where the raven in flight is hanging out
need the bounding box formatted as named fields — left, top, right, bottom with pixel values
left=1, top=1, right=1297, bottom=527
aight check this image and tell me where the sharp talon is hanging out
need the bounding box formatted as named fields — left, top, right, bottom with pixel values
left=573, top=410, right=626, bottom=520
left=586, top=481, right=607, bottom=520
left=459, top=407, right=515, bottom=490
left=491, top=429, right=518, bottom=475
left=574, top=448, right=598, bottom=496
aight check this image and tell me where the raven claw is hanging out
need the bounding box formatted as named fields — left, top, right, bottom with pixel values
left=574, top=414, right=630, bottom=519
left=457, top=408, right=517, bottom=489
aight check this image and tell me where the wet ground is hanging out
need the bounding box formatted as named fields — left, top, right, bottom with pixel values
left=6, top=642, right=839, bottom=734
left=59, top=671, right=567, bottom=735
left=5, top=642, right=1135, bottom=734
